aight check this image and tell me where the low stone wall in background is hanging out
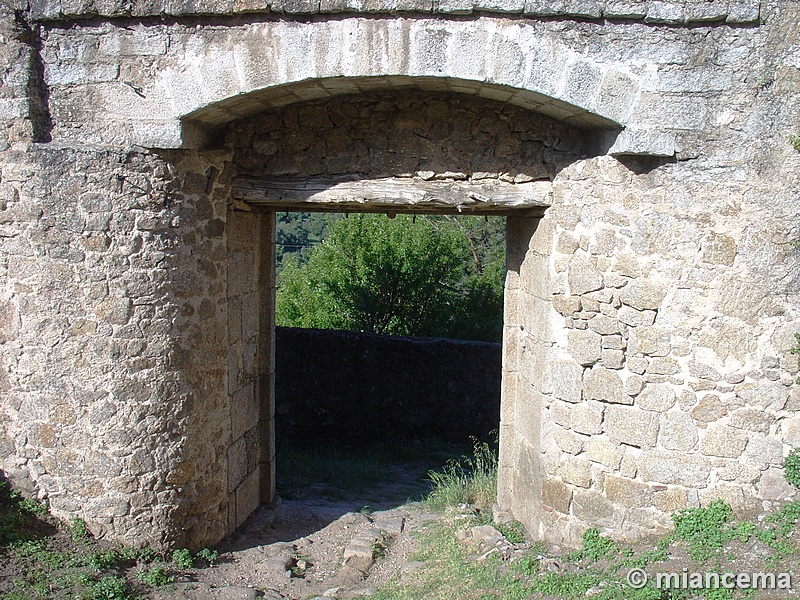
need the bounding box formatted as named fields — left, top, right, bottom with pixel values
left=275, top=327, right=501, bottom=445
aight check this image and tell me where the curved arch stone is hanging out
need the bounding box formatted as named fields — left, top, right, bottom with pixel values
left=169, top=18, right=639, bottom=145
left=127, top=18, right=640, bottom=147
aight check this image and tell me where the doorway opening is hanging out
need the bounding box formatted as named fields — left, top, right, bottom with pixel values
left=271, top=210, right=506, bottom=526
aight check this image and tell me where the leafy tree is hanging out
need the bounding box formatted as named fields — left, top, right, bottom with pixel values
left=275, top=213, right=505, bottom=342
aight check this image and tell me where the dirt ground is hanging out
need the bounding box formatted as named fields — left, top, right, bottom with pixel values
left=148, top=460, right=445, bottom=600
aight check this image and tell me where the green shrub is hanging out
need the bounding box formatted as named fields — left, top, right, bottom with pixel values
left=83, top=575, right=136, bottom=600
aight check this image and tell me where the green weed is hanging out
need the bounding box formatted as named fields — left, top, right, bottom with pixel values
left=194, top=547, right=218, bottom=566
left=672, top=499, right=735, bottom=561
left=17, top=497, right=48, bottom=516
left=137, top=564, right=174, bottom=586
left=580, top=527, right=619, bottom=562
left=425, top=437, right=498, bottom=512
left=71, top=517, right=91, bottom=542
left=172, top=548, right=193, bottom=569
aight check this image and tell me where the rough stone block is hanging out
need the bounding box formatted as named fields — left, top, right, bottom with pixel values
left=572, top=402, right=604, bottom=435
left=542, top=477, right=572, bottom=513
left=729, top=408, right=774, bottom=433
left=690, top=394, right=727, bottom=425
left=742, top=434, right=783, bottom=471
left=607, top=128, right=678, bottom=157
left=588, top=314, right=620, bottom=335
left=568, top=329, right=602, bottom=366
left=726, top=0, right=760, bottom=23
left=601, top=349, right=624, bottom=369
left=522, top=0, right=566, bottom=16
left=654, top=488, right=688, bottom=511
left=585, top=438, right=623, bottom=468
left=645, top=0, right=685, bottom=23
left=568, top=254, right=603, bottom=295
left=619, top=280, right=667, bottom=310
left=638, top=383, right=676, bottom=412
left=758, top=468, right=795, bottom=501
left=629, top=326, right=671, bottom=357
left=606, top=405, right=659, bottom=448
left=583, top=367, right=629, bottom=404
left=648, top=357, right=680, bottom=375
left=552, top=295, right=582, bottom=316
left=605, top=475, right=653, bottom=508
left=474, top=0, right=524, bottom=12
left=624, top=374, right=645, bottom=397
left=660, top=412, right=698, bottom=452
left=550, top=401, right=572, bottom=428
left=638, top=451, right=712, bottom=487
left=562, top=458, right=592, bottom=488
left=602, top=0, right=647, bottom=19
left=554, top=426, right=585, bottom=455
left=572, top=489, right=618, bottom=527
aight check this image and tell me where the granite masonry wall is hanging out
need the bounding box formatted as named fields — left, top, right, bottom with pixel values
left=0, top=0, right=799, bottom=549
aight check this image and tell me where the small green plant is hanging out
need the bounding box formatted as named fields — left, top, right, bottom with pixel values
left=83, top=575, right=136, bottom=600
left=194, top=547, right=218, bottom=566
left=786, top=448, right=800, bottom=490
left=18, top=497, right=48, bottom=516
left=790, top=133, right=800, bottom=152
left=371, top=538, right=388, bottom=559
left=70, top=517, right=91, bottom=542
left=171, top=548, right=193, bottom=569
left=580, top=527, right=618, bottom=562
left=137, top=564, right=174, bottom=586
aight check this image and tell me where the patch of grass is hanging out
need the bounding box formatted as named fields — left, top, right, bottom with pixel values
left=0, top=478, right=223, bottom=599
left=425, top=437, right=498, bottom=512
left=671, top=499, right=736, bottom=561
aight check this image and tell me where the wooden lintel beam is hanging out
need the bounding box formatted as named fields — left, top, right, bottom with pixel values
left=230, top=176, right=553, bottom=214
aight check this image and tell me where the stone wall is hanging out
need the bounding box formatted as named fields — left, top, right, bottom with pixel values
left=275, top=327, right=502, bottom=444
left=1, top=0, right=799, bottom=550
left=229, top=90, right=587, bottom=182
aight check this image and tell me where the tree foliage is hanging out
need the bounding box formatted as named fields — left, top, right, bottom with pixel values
left=276, top=213, right=505, bottom=342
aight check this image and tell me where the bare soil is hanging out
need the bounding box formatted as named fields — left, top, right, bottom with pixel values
left=147, top=461, right=445, bottom=600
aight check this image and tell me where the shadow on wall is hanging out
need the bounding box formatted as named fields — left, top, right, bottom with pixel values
left=275, top=327, right=501, bottom=445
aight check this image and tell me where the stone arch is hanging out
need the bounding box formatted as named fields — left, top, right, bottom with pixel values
left=59, top=16, right=665, bottom=153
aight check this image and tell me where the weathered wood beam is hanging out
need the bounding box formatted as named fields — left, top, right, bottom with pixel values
left=230, top=176, right=552, bottom=215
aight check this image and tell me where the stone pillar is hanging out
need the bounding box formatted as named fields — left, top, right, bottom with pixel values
left=226, top=208, right=274, bottom=534
left=498, top=216, right=548, bottom=537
